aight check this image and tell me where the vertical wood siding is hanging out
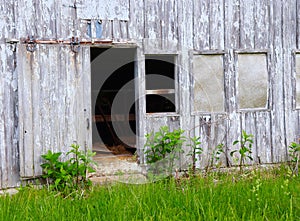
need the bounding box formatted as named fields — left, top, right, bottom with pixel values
left=0, top=44, right=19, bottom=188
left=18, top=45, right=91, bottom=178
left=0, top=0, right=18, bottom=188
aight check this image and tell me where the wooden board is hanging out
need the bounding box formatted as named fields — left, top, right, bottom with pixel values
left=18, top=44, right=91, bottom=178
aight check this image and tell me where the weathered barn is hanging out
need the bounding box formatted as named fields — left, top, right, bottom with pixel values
left=1, top=0, right=300, bottom=188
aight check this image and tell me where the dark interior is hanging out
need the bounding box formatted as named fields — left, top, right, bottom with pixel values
left=145, top=55, right=176, bottom=113
left=91, top=48, right=136, bottom=154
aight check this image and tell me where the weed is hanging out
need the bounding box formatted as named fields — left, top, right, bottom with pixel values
left=187, top=136, right=202, bottom=175
left=288, top=142, right=300, bottom=176
left=230, top=130, right=254, bottom=172
left=144, top=126, right=186, bottom=178
left=40, top=144, right=96, bottom=198
left=206, top=143, right=225, bottom=173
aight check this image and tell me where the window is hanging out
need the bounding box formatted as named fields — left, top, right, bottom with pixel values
left=193, top=54, right=224, bottom=113
left=237, top=53, right=268, bottom=109
left=145, top=55, right=176, bottom=113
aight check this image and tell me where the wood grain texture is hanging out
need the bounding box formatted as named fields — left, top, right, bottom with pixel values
left=18, top=45, right=91, bottom=178
left=0, top=43, right=19, bottom=188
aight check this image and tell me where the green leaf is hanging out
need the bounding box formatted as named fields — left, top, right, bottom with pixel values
left=230, top=150, right=237, bottom=156
left=233, top=140, right=239, bottom=145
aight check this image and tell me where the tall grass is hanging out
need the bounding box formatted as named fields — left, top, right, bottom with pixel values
left=0, top=167, right=299, bottom=220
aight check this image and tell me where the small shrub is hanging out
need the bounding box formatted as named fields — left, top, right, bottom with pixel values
left=206, top=143, right=225, bottom=173
left=144, top=126, right=186, bottom=178
left=288, top=142, right=300, bottom=176
left=230, top=130, right=254, bottom=172
left=41, top=144, right=96, bottom=198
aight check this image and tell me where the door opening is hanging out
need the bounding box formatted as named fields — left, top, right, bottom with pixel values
left=91, top=48, right=136, bottom=157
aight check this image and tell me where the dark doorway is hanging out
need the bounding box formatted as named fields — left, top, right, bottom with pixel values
left=91, top=48, right=136, bottom=156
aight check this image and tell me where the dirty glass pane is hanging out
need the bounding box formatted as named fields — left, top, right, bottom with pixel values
left=238, top=54, right=268, bottom=109
left=295, top=54, right=300, bottom=108
left=193, top=55, right=224, bottom=112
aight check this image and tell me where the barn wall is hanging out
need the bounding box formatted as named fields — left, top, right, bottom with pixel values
left=0, top=0, right=19, bottom=189
left=128, top=0, right=300, bottom=168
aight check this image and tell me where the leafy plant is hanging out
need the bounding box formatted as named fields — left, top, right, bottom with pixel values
left=288, top=142, right=300, bottom=176
left=206, top=143, right=225, bottom=173
left=230, top=130, right=254, bottom=172
left=187, top=136, right=202, bottom=175
left=41, top=144, right=96, bottom=197
left=144, top=126, right=186, bottom=177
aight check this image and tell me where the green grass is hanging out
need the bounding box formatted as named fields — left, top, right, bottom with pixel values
left=0, top=167, right=300, bottom=221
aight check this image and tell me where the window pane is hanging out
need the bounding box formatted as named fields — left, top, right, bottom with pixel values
left=145, top=55, right=176, bottom=113
left=238, top=54, right=268, bottom=109
left=146, top=94, right=175, bottom=113
left=193, top=55, right=224, bottom=112
left=145, top=55, right=175, bottom=90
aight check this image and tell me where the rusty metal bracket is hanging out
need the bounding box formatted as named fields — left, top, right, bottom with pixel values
left=70, top=37, right=80, bottom=53
left=25, top=36, right=37, bottom=52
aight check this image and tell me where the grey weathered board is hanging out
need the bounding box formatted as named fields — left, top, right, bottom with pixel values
left=18, top=45, right=92, bottom=178
left=1, top=0, right=300, bottom=188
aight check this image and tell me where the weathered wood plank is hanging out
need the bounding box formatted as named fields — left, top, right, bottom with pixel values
left=283, top=0, right=298, bottom=148
left=209, top=0, right=224, bottom=50
left=297, top=0, right=300, bottom=49
left=77, top=0, right=129, bottom=20
left=57, top=0, right=74, bottom=38
left=34, top=0, right=56, bottom=38
left=144, top=0, right=161, bottom=40
left=6, top=44, right=18, bottom=187
left=144, top=0, right=163, bottom=51
left=196, top=116, right=211, bottom=169
left=128, top=0, right=144, bottom=40
left=16, top=0, right=38, bottom=38
left=254, top=0, right=269, bottom=49
left=256, top=111, right=272, bottom=163
left=241, top=112, right=257, bottom=165
left=223, top=49, right=241, bottom=166
left=120, top=20, right=128, bottom=41
left=162, top=0, right=178, bottom=47
left=193, top=0, right=210, bottom=50
left=212, top=114, right=228, bottom=167
left=270, top=1, right=287, bottom=162
left=224, top=0, right=240, bottom=49
left=113, top=19, right=121, bottom=41
left=135, top=47, right=146, bottom=163
left=0, top=0, right=15, bottom=42
left=0, top=46, right=7, bottom=188
left=18, top=45, right=35, bottom=177
left=240, top=0, right=255, bottom=49
left=82, top=46, right=92, bottom=151
left=177, top=0, right=194, bottom=169
left=101, top=20, right=113, bottom=40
